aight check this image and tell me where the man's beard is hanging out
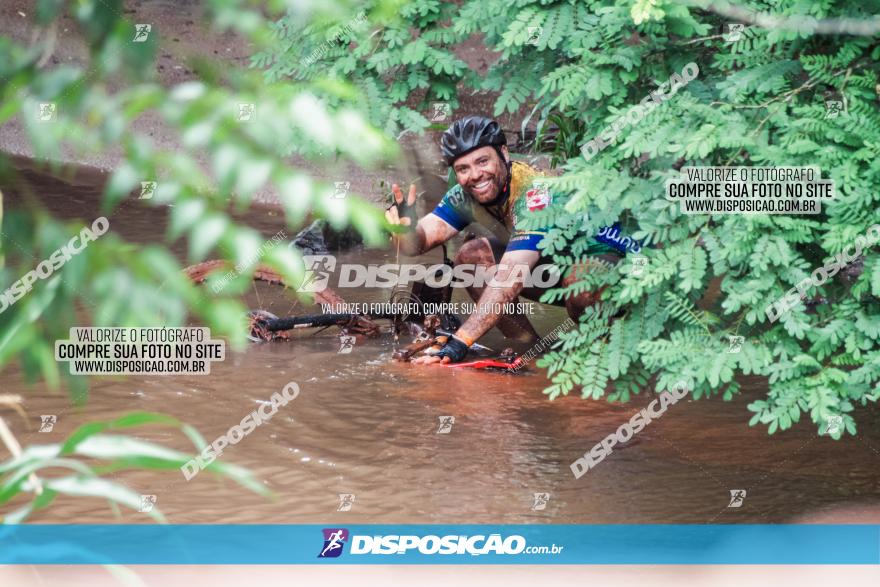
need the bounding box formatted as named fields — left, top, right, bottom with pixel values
left=464, top=164, right=509, bottom=204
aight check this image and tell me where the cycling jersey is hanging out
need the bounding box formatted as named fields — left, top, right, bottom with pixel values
left=431, top=161, right=639, bottom=256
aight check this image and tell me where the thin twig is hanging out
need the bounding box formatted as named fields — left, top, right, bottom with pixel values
left=0, top=394, right=28, bottom=424
left=678, top=33, right=730, bottom=45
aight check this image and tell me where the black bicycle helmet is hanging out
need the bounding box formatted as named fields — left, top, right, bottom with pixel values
left=440, top=116, right=507, bottom=166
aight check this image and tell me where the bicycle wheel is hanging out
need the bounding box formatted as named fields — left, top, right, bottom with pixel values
left=182, top=260, right=381, bottom=341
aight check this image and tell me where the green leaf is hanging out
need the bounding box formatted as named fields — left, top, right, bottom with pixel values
left=60, top=412, right=187, bottom=455
left=188, top=214, right=229, bottom=262
left=168, top=199, right=206, bottom=241
left=104, top=163, right=140, bottom=212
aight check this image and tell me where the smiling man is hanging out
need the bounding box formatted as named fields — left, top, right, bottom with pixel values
left=386, top=116, right=630, bottom=365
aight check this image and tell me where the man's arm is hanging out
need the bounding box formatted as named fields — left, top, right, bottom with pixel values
left=456, top=249, right=539, bottom=342
left=386, top=183, right=460, bottom=255
left=396, top=214, right=460, bottom=256
left=412, top=249, right=539, bottom=365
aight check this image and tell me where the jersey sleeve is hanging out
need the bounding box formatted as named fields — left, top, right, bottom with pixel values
left=430, top=184, right=474, bottom=231
left=593, top=222, right=644, bottom=254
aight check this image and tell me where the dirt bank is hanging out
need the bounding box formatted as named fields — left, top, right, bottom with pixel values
left=0, top=0, right=538, bottom=207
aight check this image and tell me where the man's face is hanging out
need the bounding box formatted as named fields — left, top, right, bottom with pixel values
left=452, top=145, right=509, bottom=204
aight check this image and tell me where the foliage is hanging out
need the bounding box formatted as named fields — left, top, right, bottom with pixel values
left=0, top=0, right=399, bottom=520
left=0, top=0, right=398, bottom=396
left=255, top=0, right=469, bottom=137
left=0, top=411, right=268, bottom=524
left=260, top=0, right=880, bottom=437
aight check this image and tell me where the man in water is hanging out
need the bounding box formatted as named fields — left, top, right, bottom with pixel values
left=386, top=116, right=638, bottom=364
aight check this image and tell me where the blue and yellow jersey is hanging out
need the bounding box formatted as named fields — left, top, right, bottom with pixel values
left=431, top=161, right=636, bottom=256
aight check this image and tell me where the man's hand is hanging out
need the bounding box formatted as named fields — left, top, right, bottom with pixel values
left=410, top=354, right=448, bottom=365
left=385, top=183, right=418, bottom=229
left=411, top=335, right=469, bottom=365
left=385, top=182, right=461, bottom=257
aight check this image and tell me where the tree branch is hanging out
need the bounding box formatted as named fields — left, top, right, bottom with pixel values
left=689, top=1, right=880, bottom=36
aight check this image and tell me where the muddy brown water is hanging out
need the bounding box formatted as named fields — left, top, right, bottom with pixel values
left=1, top=161, right=879, bottom=525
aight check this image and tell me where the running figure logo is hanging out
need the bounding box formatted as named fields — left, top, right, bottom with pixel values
left=140, top=181, right=157, bottom=200
left=38, top=415, right=57, bottom=433
left=297, top=255, right=336, bottom=293
left=133, top=24, right=152, bottom=42
left=825, top=100, right=845, bottom=119
left=238, top=103, right=255, bottom=122
left=318, top=528, right=349, bottom=558
left=630, top=256, right=648, bottom=277
left=337, top=494, right=355, bottom=512
left=430, top=102, right=450, bottom=122
left=37, top=103, right=57, bottom=122
left=531, top=492, right=550, bottom=511
left=724, top=23, right=745, bottom=42
left=138, top=494, right=158, bottom=513
left=338, top=335, right=356, bottom=354
left=727, top=489, right=747, bottom=508
left=727, top=335, right=744, bottom=353
left=824, top=414, right=843, bottom=436
left=332, top=182, right=350, bottom=199
left=437, top=416, right=455, bottom=434
left=526, top=26, right=542, bottom=46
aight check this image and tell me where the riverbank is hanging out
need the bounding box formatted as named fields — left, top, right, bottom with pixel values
left=0, top=0, right=538, bottom=207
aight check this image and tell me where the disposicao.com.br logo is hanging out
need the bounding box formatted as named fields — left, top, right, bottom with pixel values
left=317, top=528, right=564, bottom=558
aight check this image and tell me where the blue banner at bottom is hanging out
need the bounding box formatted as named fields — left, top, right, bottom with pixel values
left=1, top=524, right=878, bottom=564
